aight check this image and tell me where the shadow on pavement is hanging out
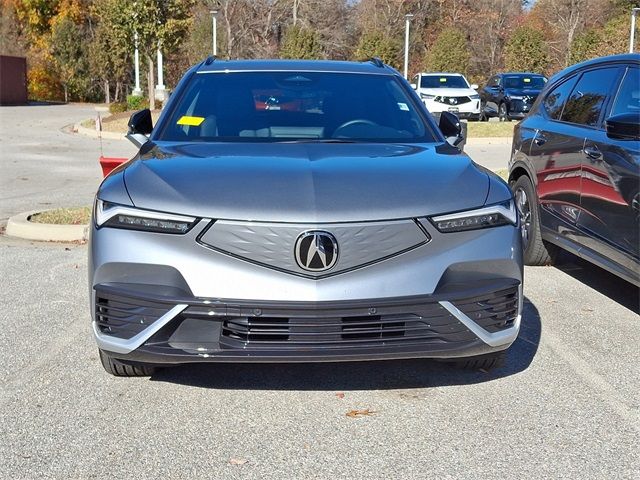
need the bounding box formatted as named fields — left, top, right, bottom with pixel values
left=150, top=296, right=540, bottom=390
left=553, top=251, right=639, bottom=314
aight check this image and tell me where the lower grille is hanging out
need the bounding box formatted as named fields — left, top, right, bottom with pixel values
left=452, top=285, right=519, bottom=333
left=219, top=307, right=474, bottom=349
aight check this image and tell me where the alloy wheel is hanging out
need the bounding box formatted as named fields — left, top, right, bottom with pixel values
left=515, top=187, right=532, bottom=250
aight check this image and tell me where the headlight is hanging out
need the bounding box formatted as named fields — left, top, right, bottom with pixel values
left=420, top=93, right=435, bottom=100
left=430, top=201, right=516, bottom=233
left=470, top=94, right=480, bottom=99
left=94, top=199, right=199, bottom=234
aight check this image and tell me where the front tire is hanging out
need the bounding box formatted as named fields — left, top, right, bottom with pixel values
left=99, top=349, right=156, bottom=377
left=498, top=102, right=510, bottom=122
left=512, top=175, right=557, bottom=265
left=452, top=351, right=507, bottom=370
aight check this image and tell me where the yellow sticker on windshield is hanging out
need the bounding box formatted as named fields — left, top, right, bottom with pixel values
left=524, top=78, right=531, bottom=83
left=177, top=115, right=205, bottom=126
left=440, top=77, right=447, bottom=82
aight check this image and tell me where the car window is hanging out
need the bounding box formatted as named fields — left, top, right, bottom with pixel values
left=610, top=67, right=640, bottom=116
left=420, top=75, right=469, bottom=89
left=503, top=75, right=546, bottom=89
left=158, top=71, right=434, bottom=143
left=543, top=75, right=578, bottom=120
left=561, top=67, right=620, bottom=127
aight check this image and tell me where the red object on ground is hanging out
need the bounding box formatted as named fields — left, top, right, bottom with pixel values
left=99, top=156, right=128, bottom=177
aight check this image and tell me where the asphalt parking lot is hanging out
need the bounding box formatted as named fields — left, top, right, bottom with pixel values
left=1, top=105, right=638, bottom=479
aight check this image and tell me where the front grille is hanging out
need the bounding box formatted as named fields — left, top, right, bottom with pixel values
left=436, top=96, right=471, bottom=105
left=452, top=285, right=519, bottom=333
left=218, top=306, right=474, bottom=349
left=95, top=295, right=171, bottom=339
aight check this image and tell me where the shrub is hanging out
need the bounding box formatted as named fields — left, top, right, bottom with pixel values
left=126, top=94, right=149, bottom=111
left=108, top=102, right=127, bottom=114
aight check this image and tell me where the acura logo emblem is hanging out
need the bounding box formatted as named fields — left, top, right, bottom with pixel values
left=294, top=231, right=338, bottom=272
left=448, top=97, right=457, bottom=105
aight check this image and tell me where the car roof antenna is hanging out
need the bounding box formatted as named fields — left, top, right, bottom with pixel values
left=368, top=57, right=385, bottom=68
left=205, top=56, right=216, bottom=65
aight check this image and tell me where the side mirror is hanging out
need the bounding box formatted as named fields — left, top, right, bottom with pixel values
left=438, top=111, right=465, bottom=148
left=470, top=84, right=479, bottom=90
left=605, top=113, right=640, bottom=140
left=410, top=83, right=417, bottom=90
left=126, top=108, right=153, bottom=148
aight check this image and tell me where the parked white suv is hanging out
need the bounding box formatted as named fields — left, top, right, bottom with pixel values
left=412, top=73, right=481, bottom=121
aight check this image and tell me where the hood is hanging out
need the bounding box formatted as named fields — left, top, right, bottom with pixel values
left=122, top=142, right=490, bottom=223
left=505, top=88, right=542, bottom=97
left=419, top=87, right=478, bottom=97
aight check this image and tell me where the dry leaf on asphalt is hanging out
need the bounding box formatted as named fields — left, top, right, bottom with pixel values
left=335, top=392, right=345, bottom=399
left=229, top=458, right=248, bottom=465
left=346, top=408, right=376, bottom=418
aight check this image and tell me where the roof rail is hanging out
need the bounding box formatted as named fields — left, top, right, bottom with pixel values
left=367, top=57, right=385, bottom=68
left=204, top=56, right=217, bottom=65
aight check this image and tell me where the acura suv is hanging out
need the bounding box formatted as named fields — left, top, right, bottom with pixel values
left=509, top=54, right=639, bottom=286
left=90, top=59, right=523, bottom=376
left=411, top=72, right=481, bottom=120
left=480, top=73, right=547, bottom=121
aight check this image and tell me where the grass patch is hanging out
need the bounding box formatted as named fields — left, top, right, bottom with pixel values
left=30, top=206, right=91, bottom=225
left=466, top=121, right=515, bottom=138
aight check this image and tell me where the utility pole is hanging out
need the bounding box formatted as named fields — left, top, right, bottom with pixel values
left=210, top=10, right=218, bottom=56
left=404, top=14, right=414, bottom=80
left=132, top=32, right=142, bottom=96
left=630, top=8, right=640, bottom=53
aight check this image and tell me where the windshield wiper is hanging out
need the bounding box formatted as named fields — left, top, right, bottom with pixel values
left=278, top=138, right=356, bottom=144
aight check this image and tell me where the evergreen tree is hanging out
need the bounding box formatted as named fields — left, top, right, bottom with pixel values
left=504, top=26, right=549, bottom=73
left=424, top=28, right=470, bottom=74
left=353, top=30, right=400, bottom=69
left=280, top=25, right=322, bottom=60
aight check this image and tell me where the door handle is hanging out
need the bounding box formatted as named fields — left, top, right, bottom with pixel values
left=583, top=145, right=601, bottom=160
left=534, top=135, right=547, bottom=146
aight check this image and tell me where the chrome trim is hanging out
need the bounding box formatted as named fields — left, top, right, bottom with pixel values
left=95, top=199, right=196, bottom=227
left=92, top=304, right=188, bottom=354
left=432, top=201, right=517, bottom=225
left=439, top=285, right=522, bottom=347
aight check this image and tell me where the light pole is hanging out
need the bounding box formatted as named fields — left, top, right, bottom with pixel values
left=630, top=7, right=640, bottom=53
left=404, top=14, right=414, bottom=80
left=132, top=32, right=142, bottom=96
left=210, top=10, right=218, bottom=56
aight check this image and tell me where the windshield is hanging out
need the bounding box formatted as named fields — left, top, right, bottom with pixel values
left=420, top=75, right=469, bottom=89
left=157, top=71, right=435, bottom=143
left=504, top=75, right=546, bottom=90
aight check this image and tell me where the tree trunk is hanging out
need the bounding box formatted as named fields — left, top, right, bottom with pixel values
left=104, top=80, right=110, bottom=104
left=64, top=85, right=68, bottom=103
left=114, top=81, right=120, bottom=103
left=147, top=55, right=155, bottom=111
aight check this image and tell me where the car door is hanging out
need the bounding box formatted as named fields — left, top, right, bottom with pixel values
left=527, top=74, right=585, bottom=237
left=578, top=66, right=639, bottom=270
left=482, top=75, right=501, bottom=116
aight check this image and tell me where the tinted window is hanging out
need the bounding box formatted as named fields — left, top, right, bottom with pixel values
left=489, top=76, right=500, bottom=87
left=543, top=75, right=578, bottom=120
left=420, top=75, right=469, bottom=89
left=561, top=68, right=620, bottom=127
left=158, top=72, right=433, bottom=143
left=611, top=67, right=640, bottom=116
left=503, top=75, right=546, bottom=89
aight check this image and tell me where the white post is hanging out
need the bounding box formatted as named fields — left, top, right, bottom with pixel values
left=210, top=10, right=218, bottom=56
left=630, top=8, right=639, bottom=53
left=133, top=32, right=142, bottom=96
left=404, top=14, right=413, bottom=80
left=156, top=46, right=164, bottom=89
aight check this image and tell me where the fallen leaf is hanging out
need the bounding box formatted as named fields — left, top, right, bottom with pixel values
left=64, top=247, right=71, bottom=251
left=346, top=408, right=376, bottom=418
left=229, top=458, right=248, bottom=466
left=335, top=392, right=345, bottom=399
left=581, top=307, right=594, bottom=312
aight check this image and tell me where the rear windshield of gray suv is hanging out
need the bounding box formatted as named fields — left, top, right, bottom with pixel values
left=158, top=72, right=435, bottom=143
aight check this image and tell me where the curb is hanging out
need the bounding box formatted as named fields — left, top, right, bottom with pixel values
left=5, top=210, right=89, bottom=242
left=74, top=122, right=124, bottom=140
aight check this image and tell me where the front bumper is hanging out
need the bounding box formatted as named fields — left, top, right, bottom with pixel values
left=92, top=279, right=522, bottom=364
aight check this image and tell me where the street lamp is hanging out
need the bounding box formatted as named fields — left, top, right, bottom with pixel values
left=132, top=32, right=142, bottom=96
left=210, top=10, right=218, bottom=56
left=630, top=7, right=640, bottom=53
left=404, top=14, right=414, bottom=80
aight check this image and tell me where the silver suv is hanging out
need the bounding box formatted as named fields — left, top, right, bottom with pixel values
left=89, top=59, right=523, bottom=376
